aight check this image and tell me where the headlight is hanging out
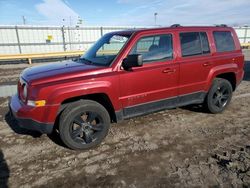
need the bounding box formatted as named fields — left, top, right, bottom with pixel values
left=23, top=84, right=28, bottom=99
left=19, top=77, right=27, bottom=101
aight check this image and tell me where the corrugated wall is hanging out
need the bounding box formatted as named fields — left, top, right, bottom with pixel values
left=234, top=27, right=250, bottom=43
left=0, top=26, right=137, bottom=54
left=0, top=25, right=249, bottom=55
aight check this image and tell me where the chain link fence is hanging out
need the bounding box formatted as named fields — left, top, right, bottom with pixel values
left=0, top=25, right=249, bottom=55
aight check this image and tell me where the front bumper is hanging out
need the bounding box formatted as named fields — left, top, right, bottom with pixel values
left=9, top=94, right=54, bottom=134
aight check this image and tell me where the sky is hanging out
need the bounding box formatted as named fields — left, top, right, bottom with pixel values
left=0, top=0, right=250, bottom=26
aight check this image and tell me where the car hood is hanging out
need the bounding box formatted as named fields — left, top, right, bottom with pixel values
left=21, top=60, right=108, bottom=85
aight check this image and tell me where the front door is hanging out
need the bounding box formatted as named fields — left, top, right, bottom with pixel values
left=119, top=33, right=179, bottom=118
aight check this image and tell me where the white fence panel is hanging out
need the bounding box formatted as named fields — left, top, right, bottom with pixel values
left=235, top=27, right=250, bottom=43
left=0, top=28, right=17, bottom=43
left=0, top=25, right=249, bottom=55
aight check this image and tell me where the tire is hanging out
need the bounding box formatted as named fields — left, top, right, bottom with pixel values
left=204, top=78, right=233, bottom=114
left=59, top=100, right=110, bottom=150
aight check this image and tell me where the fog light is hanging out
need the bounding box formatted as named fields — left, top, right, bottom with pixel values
left=27, top=100, right=46, bottom=107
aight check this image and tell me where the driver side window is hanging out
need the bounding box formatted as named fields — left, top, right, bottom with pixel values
left=129, top=34, right=173, bottom=64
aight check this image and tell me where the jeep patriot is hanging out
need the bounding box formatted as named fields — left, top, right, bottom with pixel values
left=9, top=25, right=244, bottom=150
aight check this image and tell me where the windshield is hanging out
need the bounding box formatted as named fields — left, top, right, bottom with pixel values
left=80, top=33, right=131, bottom=66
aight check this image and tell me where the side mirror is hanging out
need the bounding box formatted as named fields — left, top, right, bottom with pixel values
left=122, top=54, right=143, bottom=70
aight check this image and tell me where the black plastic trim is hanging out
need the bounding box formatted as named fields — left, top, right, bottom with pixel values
left=170, top=24, right=181, bottom=28
left=120, top=91, right=206, bottom=119
left=115, top=110, right=124, bottom=122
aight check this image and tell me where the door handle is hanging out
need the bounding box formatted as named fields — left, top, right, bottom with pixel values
left=162, top=68, right=176, bottom=74
left=203, top=62, right=213, bottom=67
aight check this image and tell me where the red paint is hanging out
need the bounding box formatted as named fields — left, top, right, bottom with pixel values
left=10, top=26, right=244, bottom=125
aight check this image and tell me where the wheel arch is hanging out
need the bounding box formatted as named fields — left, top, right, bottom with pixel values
left=57, top=93, right=117, bottom=124
left=206, top=63, right=238, bottom=92
left=215, top=72, right=236, bottom=91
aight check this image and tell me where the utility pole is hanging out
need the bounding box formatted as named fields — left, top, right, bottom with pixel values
left=22, top=16, right=26, bottom=25
left=62, top=18, right=65, bottom=27
left=154, top=12, right=158, bottom=26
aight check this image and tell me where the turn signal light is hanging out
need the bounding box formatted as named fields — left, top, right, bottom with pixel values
left=27, top=100, right=46, bottom=107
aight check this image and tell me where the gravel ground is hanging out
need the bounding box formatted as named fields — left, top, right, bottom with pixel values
left=0, top=51, right=250, bottom=188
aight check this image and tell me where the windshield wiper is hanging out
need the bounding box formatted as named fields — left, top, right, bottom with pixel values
left=79, top=57, right=94, bottom=65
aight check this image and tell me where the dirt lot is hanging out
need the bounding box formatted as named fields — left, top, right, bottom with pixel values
left=0, top=51, right=250, bottom=188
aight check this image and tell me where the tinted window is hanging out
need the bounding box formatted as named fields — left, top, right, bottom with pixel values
left=213, top=31, right=235, bottom=52
left=200, top=32, right=210, bottom=54
left=130, top=34, right=173, bottom=63
left=180, top=32, right=210, bottom=57
left=180, top=32, right=202, bottom=57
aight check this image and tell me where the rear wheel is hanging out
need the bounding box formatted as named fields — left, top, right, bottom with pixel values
left=204, top=78, right=233, bottom=113
left=59, top=100, right=110, bottom=150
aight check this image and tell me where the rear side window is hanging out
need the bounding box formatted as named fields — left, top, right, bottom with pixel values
left=200, top=32, right=210, bottom=54
left=213, top=31, right=235, bottom=52
left=180, top=32, right=210, bottom=57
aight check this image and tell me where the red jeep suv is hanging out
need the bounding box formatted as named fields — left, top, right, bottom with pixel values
left=9, top=25, right=244, bottom=150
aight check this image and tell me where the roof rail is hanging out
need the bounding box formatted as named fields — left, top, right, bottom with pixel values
left=215, top=24, right=228, bottom=27
left=170, top=24, right=181, bottom=28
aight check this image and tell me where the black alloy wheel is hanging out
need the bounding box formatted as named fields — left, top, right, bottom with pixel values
left=70, top=112, right=104, bottom=144
left=59, top=100, right=110, bottom=150
left=204, top=78, right=233, bottom=114
left=211, top=85, right=230, bottom=109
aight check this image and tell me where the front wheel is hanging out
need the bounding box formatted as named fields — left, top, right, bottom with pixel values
left=59, top=100, right=110, bottom=150
left=204, top=78, right=233, bottom=114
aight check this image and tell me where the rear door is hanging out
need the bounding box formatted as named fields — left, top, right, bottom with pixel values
left=177, top=31, right=213, bottom=97
left=212, top=30, right=244, bottom=86
left=119, top=32, right=179, bottom=117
